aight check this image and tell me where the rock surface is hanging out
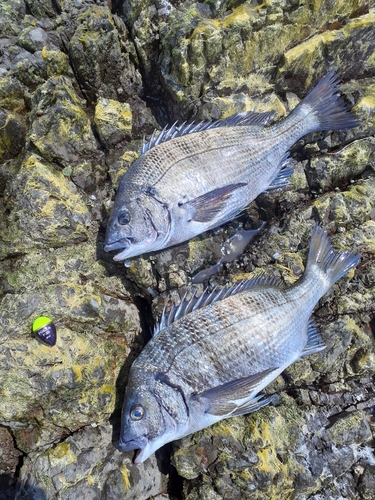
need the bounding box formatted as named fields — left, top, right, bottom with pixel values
left=0, top=0, right=374, bottom=499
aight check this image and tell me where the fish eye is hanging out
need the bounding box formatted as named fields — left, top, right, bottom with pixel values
left=118, top=211, right=131, bottom=225
left=130, top=404, right=144, bottom=421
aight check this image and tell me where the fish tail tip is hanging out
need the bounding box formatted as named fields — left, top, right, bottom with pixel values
left=307, top=224, right=360, bottom=284
left=300, top=70, right=361, bottom=131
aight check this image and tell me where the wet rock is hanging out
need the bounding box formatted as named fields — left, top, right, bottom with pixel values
left=15, top=422, right=169, bottom=499
left=156, top=0, right=370, bottom=118
left=277, top=10, right=375, bottom=92
left=18, top=26, right=50, bottom=53
left=68, top=6, right=141, bottom=103
left=326, top=410, right=372, bottom=446
left=28, top=76, right=99, bottom=166
left=0, top=0, right=374, bottom=499
left=0, top=0, right=26, bottom=37
left=358, top=463, right=375, bottom=499
left=305, top=137, right=375, bottom=193
left=94, top=97, right=132, bottom=148
left=0, top=71, right=28, bottom=114
left=24, top=0, right=57, bottom=19
left=0, top=154, right=91, bottom=258
left=312, top=179, right=375, bottom=231
left=0, top=108, right=26, bottom=159
left=0, top=242, right=142, bottom=453
left=0, top=427, right=22, bottom=496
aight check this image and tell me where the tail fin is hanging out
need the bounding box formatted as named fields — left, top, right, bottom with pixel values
left=299, top=70, right=361, bottom=131
left=306, top=224, right=360, bottom=285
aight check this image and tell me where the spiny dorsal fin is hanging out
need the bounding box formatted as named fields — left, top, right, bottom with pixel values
left=153, top=275, right=282, bottom=336
left=141, top=111, right=276, bottom=154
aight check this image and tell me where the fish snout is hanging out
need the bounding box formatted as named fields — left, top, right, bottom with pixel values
left=118, top=436, right=146, bottom=453
left=103, top=238, right=132, bottom=253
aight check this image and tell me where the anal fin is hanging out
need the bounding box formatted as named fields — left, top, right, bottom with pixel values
left=300, top=319, right=326, bottom=357
left=267, top=152, right=293, bottom=190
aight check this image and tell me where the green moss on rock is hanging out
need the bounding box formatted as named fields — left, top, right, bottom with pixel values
left=157, top=0, right=369, bottom=116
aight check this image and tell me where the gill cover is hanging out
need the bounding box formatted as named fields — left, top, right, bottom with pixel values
left=119, top=373, right=189, bottom=463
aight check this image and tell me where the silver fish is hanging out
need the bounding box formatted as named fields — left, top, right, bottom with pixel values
left=104, top=71, right=359, bottom=261
left=119, top=224, right=360, bottom=463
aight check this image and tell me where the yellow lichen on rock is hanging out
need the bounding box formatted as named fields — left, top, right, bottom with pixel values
left=119, top=463, right=131, bottom=492
left=278, top=10, right=375, bottom=89
left=28, top=76, right=98, bottom=165
left=94, top=97, right=132, bottom=147
left=1, top=154, right=90, bottom=256
left=48, top=442, right=77, bottom=469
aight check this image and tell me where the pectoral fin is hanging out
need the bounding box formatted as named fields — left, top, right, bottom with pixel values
left=182, top=183, right=247, bottom=223
left=195, top=367, right=278, bottom=416
left=229, top=393, right=279, bottom=417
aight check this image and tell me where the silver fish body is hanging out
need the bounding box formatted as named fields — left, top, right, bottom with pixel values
left=119, top=225, right=360, bottom=463
left=105, top=71, right=359, bottom=261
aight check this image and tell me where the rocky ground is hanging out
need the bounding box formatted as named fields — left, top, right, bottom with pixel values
left=0, top=0, right=374, bottom=499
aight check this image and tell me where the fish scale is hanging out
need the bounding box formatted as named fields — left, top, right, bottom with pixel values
left=118, top=225, right=360, bottom=463
left=105, top=70, right=360, bottom=261
left=163, top=295, right=297, bottom=387
left=132, top=127, right=280, bottom=196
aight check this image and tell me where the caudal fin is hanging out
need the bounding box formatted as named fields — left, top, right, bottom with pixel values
left=299, top=70, right=361, bottom=131
left=306, top=224, right=360, bottom=285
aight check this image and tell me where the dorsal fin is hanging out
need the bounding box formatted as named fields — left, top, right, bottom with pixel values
left=141, top=111, right=276, bottom=154
left=153, top=275, right=282, bottom=336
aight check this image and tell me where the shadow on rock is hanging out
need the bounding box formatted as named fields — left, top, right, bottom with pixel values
left=1, top=473, right=47, bottom=500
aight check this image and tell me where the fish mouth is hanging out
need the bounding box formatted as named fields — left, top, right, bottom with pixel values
left=103, top=238, right=132, bottom=261
left=104, top=231, right=162, bottom=262
left=118, top=436, right=147, bottom=454
left=118, top=436, right=157, bottom=464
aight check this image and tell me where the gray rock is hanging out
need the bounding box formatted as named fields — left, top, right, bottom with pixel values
left=15, top=423, right=169, bottom=500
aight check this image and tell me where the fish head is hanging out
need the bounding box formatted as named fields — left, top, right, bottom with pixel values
left=119, top=372, right=188, bottom=464
left=104, top=182, right=171, bottom=261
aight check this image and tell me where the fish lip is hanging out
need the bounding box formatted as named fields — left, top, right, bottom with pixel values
left=103, top=238, right=132, bottom=255
left=109, top=231, right=161, bottom=261
left=118, top=437, right=156, bottom=464
left=112, top=246, right=133, bottom=261
left=118, top=436, right=147, bottom=454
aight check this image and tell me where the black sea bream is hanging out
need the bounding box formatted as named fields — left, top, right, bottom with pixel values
left=118, top=225, right=360, bottom=463
left=104, top=70, right=359, bottom=261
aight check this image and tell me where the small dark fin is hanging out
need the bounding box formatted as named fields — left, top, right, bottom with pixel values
left=266, top=152, right=292, bottom=190
left=230, top=394, right=279, bottom=417
left=141, top=111, right=276, bottom=154
left=194, top=368, right=278, bottom=416
left=300, top=319, right=326, bottom=357
left=306, top=224, right=360, bottom=285
left=153, top=275, right=282, bottom=335
left=267, top=167, right=293, bottom=190
left=298, top=69, right=361, bottom=131
left=183, top=183, right=247, bottom=223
